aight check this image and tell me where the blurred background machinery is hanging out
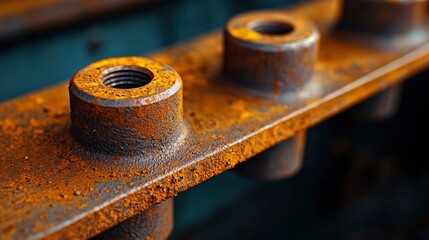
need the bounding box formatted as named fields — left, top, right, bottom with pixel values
left=1, top=0, right=429, bottom=239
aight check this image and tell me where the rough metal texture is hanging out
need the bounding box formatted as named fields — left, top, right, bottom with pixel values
left=235, top=131, right=306, bottom=180
left=341, top=0, right=427, bottom=35
left=69, top=57, right=181, bottom=239
left=69, top=57, right=184, bottom=156
left=340, top=0, right=424, bottom=120
left=92, top=198, right=173, bottom=240
left=0, top=0, right=160, bottom=41
left=224, top=11, right=319, bottom=95
left=224, top=11, right=318, bottom=180
left=1, top=0, right=429, bottom=239
left=353, top=84, right=403, bottom=121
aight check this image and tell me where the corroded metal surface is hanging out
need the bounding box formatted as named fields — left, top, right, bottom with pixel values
left=224, top=11, right=319, bottom=95
left=70, top=57, right=180, bottom=239
left=92, top=198, right=173, bottom=240
left=353, top=84, right=403, bottom=121
left=224, top=10, right=318, bottom=180
left=0, top=0, right=160, bottom=41
left=341, top=0, right=427, bottom=35
left=2, top=0, right=429, bottom=239
left=235, top=131, right=306, bottom=180
left=69, top=57, right=185, bottom=156
left=340, top=0, right=424, bottom=120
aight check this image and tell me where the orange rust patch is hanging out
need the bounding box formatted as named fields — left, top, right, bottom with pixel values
left=1, top=0, right=429, bottom=239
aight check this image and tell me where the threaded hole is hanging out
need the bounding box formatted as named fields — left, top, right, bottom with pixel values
left=101, top=66, right=153, bottom=89
left=250, top=21, right=294, bottom=35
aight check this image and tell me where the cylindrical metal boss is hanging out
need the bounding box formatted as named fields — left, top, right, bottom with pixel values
left=225, top=11, right=320, bottom=180
left=92, top=198, right=174, bottom=240
left=69, top=57, right=184, bottom=155
left=224, top=11, right=319, bottom=94
left=341, top=0, right=427, bottom=35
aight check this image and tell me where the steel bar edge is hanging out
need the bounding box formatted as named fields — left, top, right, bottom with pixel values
left=0, top=0, right=161, bottom=41
left=2, top=0, right=429, bottom=239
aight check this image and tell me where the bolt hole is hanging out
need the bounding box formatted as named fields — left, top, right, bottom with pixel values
left=101, top=66, right=153, bottom=89
left=250, top=21, right=294, bottom=35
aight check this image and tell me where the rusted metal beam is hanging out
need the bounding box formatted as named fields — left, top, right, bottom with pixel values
left=0, top=0, right=161, bottom=41
left=2, top=0, right=429, bottom=239
left=92, top=198, right=173, bottom=240
left=341, top=0, right=426, bottom=121
left=223, top=9, right=319, bottom=180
